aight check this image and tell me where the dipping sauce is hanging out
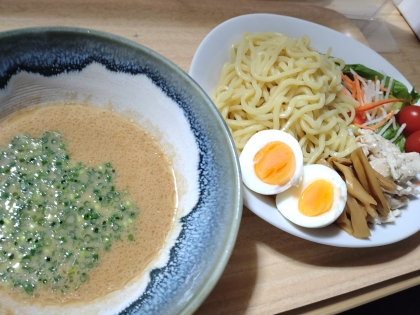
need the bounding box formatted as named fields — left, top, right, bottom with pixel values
left=0, top=103, right=177, bottom=305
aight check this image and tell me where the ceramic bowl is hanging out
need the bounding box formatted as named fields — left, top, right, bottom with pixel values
left=0, top=27, right=242, bottom=314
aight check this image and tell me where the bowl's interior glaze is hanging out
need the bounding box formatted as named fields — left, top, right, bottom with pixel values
left=0, top=27, right=242, bottom=315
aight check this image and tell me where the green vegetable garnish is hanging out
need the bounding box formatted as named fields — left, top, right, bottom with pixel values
left=375, top=123, right=405, bottom=152
left=0, top=132, right=140, bottom=295
left=394, top=134, right=406, bottom=152
left=343, top=64, right=420, bottom=105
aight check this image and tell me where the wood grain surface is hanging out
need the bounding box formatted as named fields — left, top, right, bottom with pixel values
left=0, top=1, right=420, bottom=314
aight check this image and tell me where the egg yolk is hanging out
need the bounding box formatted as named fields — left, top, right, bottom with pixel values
left=298, top=180, right=334, bottom=216
left=253, top=141, right=296, bottom=186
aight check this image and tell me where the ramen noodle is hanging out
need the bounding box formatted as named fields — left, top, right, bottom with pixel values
left=211, top=32, right=360, bottom=164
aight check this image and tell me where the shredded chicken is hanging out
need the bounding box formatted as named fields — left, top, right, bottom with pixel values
left=367, top=208, right=402, bottom=225
left=357, top=129, right=420, bottom=216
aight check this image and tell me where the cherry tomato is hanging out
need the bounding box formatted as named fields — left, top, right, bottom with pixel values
left=352, top=112, right=365, bottom=125
left=397, top=105, right=420, bottom=136
left=405, top=130, right=420, bottom=154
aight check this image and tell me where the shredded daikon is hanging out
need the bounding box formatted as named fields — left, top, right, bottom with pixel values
left=375, top=79, right=381, bottom=102
left=377, top=117, right=395, bottom=136
left=390, top=123, right=406, bottom=143
left=385, top=77, right=394, bottom=99
left=364, top=114, right=385, bottom=126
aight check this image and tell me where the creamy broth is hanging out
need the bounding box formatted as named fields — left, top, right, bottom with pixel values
left=0, top=103, right=177, bottom=305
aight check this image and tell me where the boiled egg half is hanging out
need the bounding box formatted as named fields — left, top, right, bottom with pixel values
left=275, top=164, right=347, bottom=228
left=239, top=130, right=303, bottom=195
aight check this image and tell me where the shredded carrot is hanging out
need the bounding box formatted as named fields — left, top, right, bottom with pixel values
left=343, top=82, right=353, bottom=91
left=360, top=85, right=365, bottom=103
left=355, top=98, right=408, bottom=112
left=342, top=87, right=351, bottom=96
left=342, top=73, right=408, bottom=115
left=354, top=76, right=363, bottom=105
left=342, top=73, right=353, bottom=84
left=342, top=74, right=355, bottom=94
left=354, top=110, right=396, bottom=131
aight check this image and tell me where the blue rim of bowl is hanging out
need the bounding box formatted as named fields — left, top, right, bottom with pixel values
left=0, top=26, right=243, bottom=314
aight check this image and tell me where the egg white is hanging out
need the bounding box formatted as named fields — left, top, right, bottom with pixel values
left=275, top=164, right=347, bottom=228
left=239, top=130, right=303, bottom=195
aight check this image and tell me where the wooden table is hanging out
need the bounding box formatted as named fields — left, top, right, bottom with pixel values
left=1, top=1, right=419, bottom=314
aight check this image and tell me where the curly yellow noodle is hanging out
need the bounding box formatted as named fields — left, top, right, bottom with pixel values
left=211, top=32, right=359, bottom=162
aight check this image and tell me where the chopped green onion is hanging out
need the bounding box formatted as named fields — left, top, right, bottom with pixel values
left=0, top=132, right=140, bottom=295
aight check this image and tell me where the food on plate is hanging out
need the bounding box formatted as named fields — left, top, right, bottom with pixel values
left=275, top=164, right=347, bottom=228
left=322, top=130, right=420, bottom=238
left=240, top=130, right=303, bottom=195
left=343, top=64, right=420, bottom=151
left=397, top=105, right=420, bottom=137
left=342, top=64, right=419, bottom=105
left=405, top=130, right=420, bottom=153
left=211, top=32, right=359, bottom=164
left=357, top=129, right=420, bottom=212
left=212, top=31, right=420, bottom=237
left=328, top=132, right=420, bottom=238
left=320, top=147, right=394, bottom=238
left=0, top=103, right=177, bottom=304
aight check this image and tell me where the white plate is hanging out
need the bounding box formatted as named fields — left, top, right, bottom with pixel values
left=189, top=14, right=420, bottom=248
